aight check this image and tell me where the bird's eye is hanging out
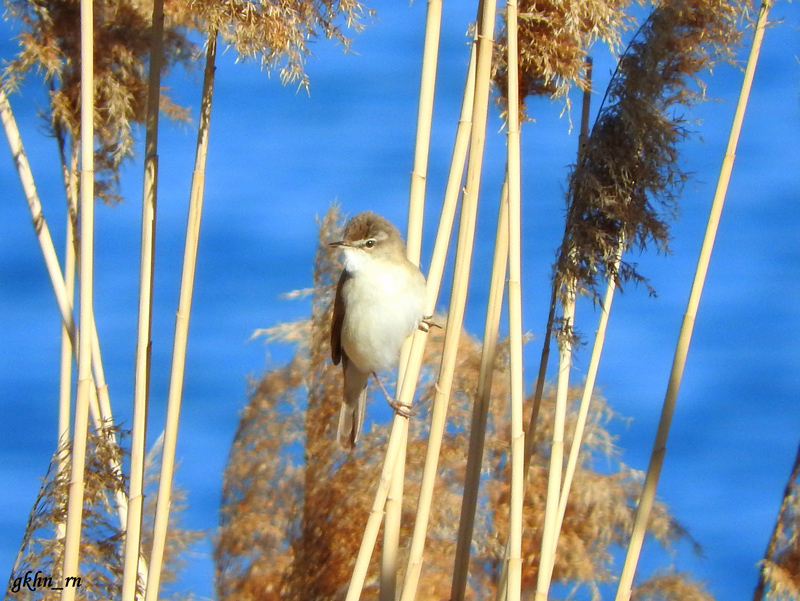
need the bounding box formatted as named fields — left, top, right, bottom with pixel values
left=364, top=239, right=376, bottom=248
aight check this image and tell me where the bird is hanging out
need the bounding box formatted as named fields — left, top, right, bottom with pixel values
left=329, top=211, right=428, bottom=450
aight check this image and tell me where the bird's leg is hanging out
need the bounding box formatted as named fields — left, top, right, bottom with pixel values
left=372, top=371, right=412, bottom=418
left=418, top=314, right=441, bottom=333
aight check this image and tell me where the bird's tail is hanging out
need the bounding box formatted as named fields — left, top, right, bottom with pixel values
left=338, top=366, right=368, bottom=450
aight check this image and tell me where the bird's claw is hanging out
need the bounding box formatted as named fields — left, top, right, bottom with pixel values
left=388, top=398, right=413, bottom=419
left=418, top=315, right=440, bottom=332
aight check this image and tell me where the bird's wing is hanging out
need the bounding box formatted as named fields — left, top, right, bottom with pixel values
left=331, top=270, right=349, bottom=365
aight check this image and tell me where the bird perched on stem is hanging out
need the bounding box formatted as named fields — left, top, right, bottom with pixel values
left=330, top=212, right=428, bottom=450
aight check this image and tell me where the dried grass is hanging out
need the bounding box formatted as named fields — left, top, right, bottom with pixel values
left=2, top=0, right=195, bottom=202
left=2, top=0, right=368, bottom=202
left=188, top=0, right=371, bottom=87
left=214, top=207, right=705, bottom=601
left=760, top=476, right=800, bottom=600
left=493, top=0, right=632, bottom=118
left=558, top=0, right=748, bottom=303
left=9, top=428, right=201, bottom=600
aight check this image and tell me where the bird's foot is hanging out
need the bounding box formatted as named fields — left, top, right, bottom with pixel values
left=418, top=315, right=441, bottom=332
left=388, top=398, right=413, bottom=419
left=372, top=371, right=413, bottom=419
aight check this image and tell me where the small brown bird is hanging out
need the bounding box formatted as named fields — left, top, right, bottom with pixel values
left=329, top=212, right=427, bottom=449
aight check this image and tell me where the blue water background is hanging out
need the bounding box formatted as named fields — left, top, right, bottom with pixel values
left=1, top=2, right=799, bottom=599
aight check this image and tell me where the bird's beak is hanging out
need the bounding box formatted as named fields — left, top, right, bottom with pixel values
left=329, top=240, right=348, bottom=248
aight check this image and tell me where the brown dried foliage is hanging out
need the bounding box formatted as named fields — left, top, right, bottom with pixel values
left=557, top=0, right=747, bottom=303
left=759, top=475, right=800, bottom=600
left=188, top=0, right=371, bottom=87
left=493, top=0, right=632, bottom=118
left=8, top=427, right=201, bottom=600
left=2, top=0, right=368, bottom=202
left=632, top=572, right=716, bottom=601
left=215, top=206, right=710, bottom=600
left=3, top=0, right=196, bottom=202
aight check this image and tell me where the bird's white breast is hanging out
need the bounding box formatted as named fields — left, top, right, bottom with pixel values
left=340, top=250, right=425, bottom=374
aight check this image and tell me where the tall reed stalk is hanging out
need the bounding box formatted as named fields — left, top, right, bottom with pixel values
left=144, top=32, right=218, bottom=601
left=60, top=0, right=94, bottom=594
left=533, top=273, right=574, bottom=601
left=504, top=0, right=524, bottom=595
left=381, top=3, right=444, bottom=597
left=404, top=0, right=443, bottom=263
left=555, top=238, right=622, bottom=543
left=614, top=2, right=772, bottom=598
left=451, top=179, right=508, bottom=601
left=541, top=58, right=602, bottom=573
left=55, top=208, right=75, bottom=542
left=122, top=0, right=165, bottom=596
left=397, top=0, right=497, bottom=597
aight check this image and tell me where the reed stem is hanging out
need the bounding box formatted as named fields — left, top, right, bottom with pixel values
left=60, top=0, right=94, bottom=594
left=398, top=0, right=497, bottom=597
left=534, top=276, right=575, bottom=601
left=451, top=179, right=508, bottom=601
left=144, top=32, right=217, bottom=601
left=122, top=0, right=165, bottom=596
left=504, top=0, right=524, bottom=594
left=615, top=3, right=772, bottom=598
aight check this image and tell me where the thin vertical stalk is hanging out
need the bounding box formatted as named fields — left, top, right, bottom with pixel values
left=56, top=138, right=78, bottom=444
left=424, top=41, right=477, bottom=309
left=345, top=27, right=479, bottom=601
left=60, top=0, right=94, bottom=593
left=381, top=2, right=444, bottom=596
left=545, top=57, right=598, bottom=563
left=381, top=433, right=406, bottom=601
left=523, top=57, right=591, bottom=475
left=523, top=286, right=556, bottom=469
left=405, top=0, right=442, bottom=263
left=53, top=111, right=78, bottom=480
left=144, top=32, right=217, bottom=601
left=615, top=3, right=772, bottom=598
left=535, top=277, right=575, bottom=601
left=55, top=173, right=76, bottom=543
left=554, top=239, right=622, bottom=549
left=451, top=179, right=508, bottom=601
left=122, top=0, right=164, bottom=597
left=398, top=0, right=497, bottom=596
left=504, top=0, right=524, bottom=594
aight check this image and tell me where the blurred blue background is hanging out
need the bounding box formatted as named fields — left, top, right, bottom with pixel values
left=1, top=2, right=799, bottom=599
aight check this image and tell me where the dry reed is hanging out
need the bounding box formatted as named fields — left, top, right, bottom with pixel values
left=381, top=2, right=444, bottom=596
left=452, top=180, right=508, bottom=601
left=398, top=0, right=498, bottom=597
left=143, top=32, right=218, bottom=601
left=493, top=0, right=631, bottom=119
left=59, top=0, right=95, bottom=594
left=121, top=0, right=166, bottom=594
left=615, top=1, right=766, bottom=597
left=504, top=0, right=525, bottom=596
